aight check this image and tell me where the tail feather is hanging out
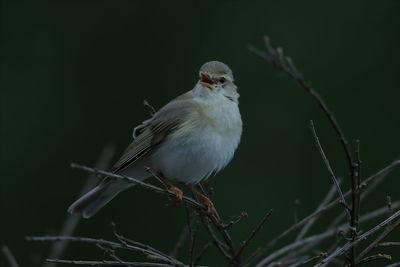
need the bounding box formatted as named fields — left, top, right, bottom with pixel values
left=68, top=179, right=130, bottom=218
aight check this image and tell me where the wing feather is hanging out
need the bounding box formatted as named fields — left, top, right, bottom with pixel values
left=110, top=92, right=196, bottom=174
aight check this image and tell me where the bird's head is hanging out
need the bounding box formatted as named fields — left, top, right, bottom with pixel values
left=196, top=61, right=239, bottom=102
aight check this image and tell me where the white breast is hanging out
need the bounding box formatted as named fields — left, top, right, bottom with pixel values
left=150, top=94, right=242, bottom=185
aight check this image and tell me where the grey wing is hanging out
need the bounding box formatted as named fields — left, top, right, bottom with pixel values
left=110, top=92, right=195, bottom=174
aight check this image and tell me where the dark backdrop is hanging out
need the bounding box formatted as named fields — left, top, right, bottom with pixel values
left=2, top=0, right=400, bottom=266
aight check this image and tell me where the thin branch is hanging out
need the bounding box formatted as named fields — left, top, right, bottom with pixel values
left=249, top=36, right=353, bottom=170
left=358, top=254, right=392, bottom=265
left=45, top=259, right=194, bottom=266
left=254, top=230, right=336, bottom=266
left=70, top=163, right=204, bottom=211
left=385, top=262, right=400, bottom=267
left=44, top=145, right=115, bottom=267
left=315, top=209, right=400, bottom=266
left=296, top=182, right=337, bottom=241
left=198, top=212, right=232, bottom=261
left=223, top=212, right=248, bottom=230
left=228, top=210, right=273, bottom=266
left=357, top=217, right=400, bottom=262
left=378, top=242, right=400, bottom=247
left=96, top=244, right=132, bottom=267
left=193, top=243, right=212, bottom=267
left=170, top=223, right=190, bottom=258
left=255, top=201, right=400, bottom=267
left=197, top=184, right=237, bottom=258
left=244, top=159, right=400, bottom=265
left=111, top=223, right=177, bottom=265
left=1, top=246, right=19, bottom=267
left=26, top=236, right=183, bottom=266
left=287, top=254, right=323, bottom=267
left=309, top=120, right=350, bottom=217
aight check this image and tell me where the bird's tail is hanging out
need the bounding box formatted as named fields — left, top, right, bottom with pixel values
left=68, top=178, right=131, bottom=218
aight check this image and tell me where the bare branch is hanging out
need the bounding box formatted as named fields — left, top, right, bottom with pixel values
left=309, top=120, right=350, bottom=217
left=26, top=236, right=183, bottom=266
left=296, top=182, right=337, bottom=241
left=193, top=243, right=212, bottom=267
left=255, top=201, right=400, bottom=267
left=223, top=212, right=248, bottom=230
left=111, top=222, right=177, bottom=265
left=1, top=246, right=19, bottom=267
left=254, top=230, right=336, bottom=266
left=378, top=242, right=400, bottom=247
left=45, top=259, right=204, bottom=266
left=70, top=163, right=205, bottom=210
left=245, top=159, right=400, bottom=266
left=357, top=217, right=400, bottom=262
left=228, top=210, right=273, bottom=266
left=358, top=254, right=392, bottom=265
left=249, top=36, right=353, bottom=170
left=315, top=209, right=400, bottom=266
left=385, top=262, right=400, bottom=267
left=44, top=145, right=115, bottom=267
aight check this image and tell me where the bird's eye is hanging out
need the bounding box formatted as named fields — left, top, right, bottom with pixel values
left=219, top=77, right=226, bottom=83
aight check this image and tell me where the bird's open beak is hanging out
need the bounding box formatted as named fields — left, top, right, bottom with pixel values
left=199, top=73, right=214, bottom=88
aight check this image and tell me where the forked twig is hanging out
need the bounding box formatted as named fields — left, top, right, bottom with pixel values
left=315, top=209, right=400, bottom=266
left=228, top=210, right=273, bottom=266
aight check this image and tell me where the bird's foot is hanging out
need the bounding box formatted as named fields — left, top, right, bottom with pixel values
left=168, top=185, right=183, bottom=203
left=199, top=195, right=215, bottom=215
left=186, top=185, right=215, bottom=214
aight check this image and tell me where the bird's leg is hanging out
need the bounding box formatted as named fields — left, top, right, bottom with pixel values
left=158, top=173, right=183, bottom=203
left=186, top=185, right=215, bottom=214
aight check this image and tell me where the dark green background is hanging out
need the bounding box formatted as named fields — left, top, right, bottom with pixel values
left=1, top=0, right=400, bottom=266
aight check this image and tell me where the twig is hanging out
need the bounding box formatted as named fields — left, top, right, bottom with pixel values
left=197, top=184, right=237, bottom=258
left=287, top=254, right=323, bottom=267
left=193, top=243, right=212, bottom=267
left=314, top=209, right=400, bottom=266
left=185, top=205, right=199, bottom=267
left=255, top=201, right=400, bottom=267
left=296, top=182, right=337, bottom=241
left=249, top=37, right=353, bottom=170
left=111, top=222, right=177, bottom=265
left=245, top=159, right=400, bottom=266
left=198, top=213, right=231, bottom=261
left=44, top=145, right=115, bottom=267
left=96, top=244, right=132, bottom=267
left=1, top=246, right=19, bottom=267
left=358, top=254, right=392, bottom=265
left=250, top=36, right=372, bottom=266
left=170, top=223, right=190, bottom=258
left=309, top=120, right=350, bottom=217
left=70, top=163, right=205, bottom=210
left=228, top=210, right=273, bottom=266
left=223, top=212, right=248, bottom=230
left=356, top=217, right=400, bottom=262
left=45, top=259, right=183, bottom=266
left=254, top=230, right=336, bottom=266
left=378, top=242, right=400, bottom=247
left=26, top=236, right=183, bottom=266
left=385, top=262, right=400, bottom=267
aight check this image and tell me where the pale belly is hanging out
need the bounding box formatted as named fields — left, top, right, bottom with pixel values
left=149, top=127, right=240, bottom=184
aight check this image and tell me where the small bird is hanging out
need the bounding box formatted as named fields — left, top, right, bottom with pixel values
left=68, top=61, right=242, bottom=218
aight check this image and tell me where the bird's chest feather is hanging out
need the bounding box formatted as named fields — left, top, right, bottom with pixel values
left=179, top=98, right=243, bottom=164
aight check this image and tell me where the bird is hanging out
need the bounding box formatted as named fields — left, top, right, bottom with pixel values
left=68, top=61, right=243, bottom=218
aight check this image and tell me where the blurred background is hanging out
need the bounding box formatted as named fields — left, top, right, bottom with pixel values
left=1, top=0, right=400, bottom=266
